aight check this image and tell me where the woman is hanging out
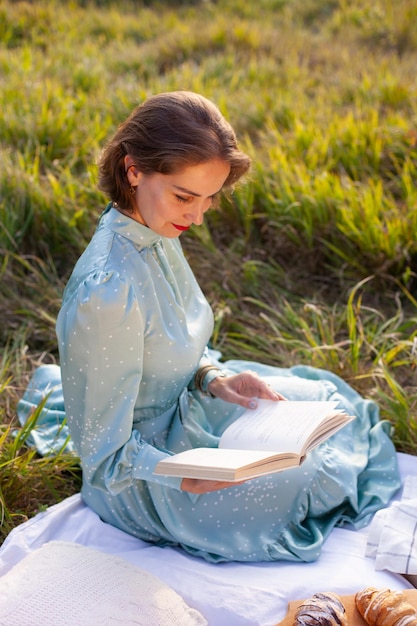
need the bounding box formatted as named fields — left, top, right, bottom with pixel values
left=19, top=91, right=401, bottom=563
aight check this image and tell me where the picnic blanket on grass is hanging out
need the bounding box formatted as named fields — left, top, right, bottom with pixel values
left=0, top=452, right=415, bottom=625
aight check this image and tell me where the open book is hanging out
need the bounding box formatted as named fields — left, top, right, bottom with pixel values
left=154, top=400, right=354, bottom=481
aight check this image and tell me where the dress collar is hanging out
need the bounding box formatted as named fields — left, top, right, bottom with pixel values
left=100, top=203, right=161, bottom=248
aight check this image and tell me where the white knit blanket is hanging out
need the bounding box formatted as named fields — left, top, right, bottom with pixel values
left=0, top=541, right=207, bottom=626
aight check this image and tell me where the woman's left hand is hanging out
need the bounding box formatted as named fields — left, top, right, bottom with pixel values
left=208, top=370, right=286, bottom=409
left=180, top=477, right=247, bottom=494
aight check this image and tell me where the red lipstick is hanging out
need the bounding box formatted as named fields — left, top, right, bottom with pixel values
left=173, top=224, right=190, bottom=231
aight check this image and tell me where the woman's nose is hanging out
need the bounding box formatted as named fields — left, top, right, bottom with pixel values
left=185, top=200, right=211, bottom=225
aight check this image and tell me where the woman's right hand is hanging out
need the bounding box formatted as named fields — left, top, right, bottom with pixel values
left=180, top=477, right=246, bottom=494
left=208, top=370, right=286, bottom=409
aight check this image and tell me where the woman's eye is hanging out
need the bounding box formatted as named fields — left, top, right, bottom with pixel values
left=175, top=195, right=190, bottom=204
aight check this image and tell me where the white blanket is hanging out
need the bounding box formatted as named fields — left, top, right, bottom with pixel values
left=0, top=452, right=416, bottom=626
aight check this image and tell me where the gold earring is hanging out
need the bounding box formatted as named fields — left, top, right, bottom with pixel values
left=126, top=164, right=137, bottom=196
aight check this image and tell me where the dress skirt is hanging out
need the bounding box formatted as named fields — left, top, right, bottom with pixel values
left=17, top=358, right=401, bottom=564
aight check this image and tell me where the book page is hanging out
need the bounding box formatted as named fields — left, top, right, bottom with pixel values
left=219, top=400, right=341, bottom=455
left=154, top=447, right=298, bottom=481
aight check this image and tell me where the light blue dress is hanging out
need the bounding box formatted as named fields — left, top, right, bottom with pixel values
left=18, top=204, right=401, bottom=563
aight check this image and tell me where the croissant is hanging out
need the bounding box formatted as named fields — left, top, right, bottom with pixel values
left=355, top=586, right=417, bottom=626
left=293, top=591, right=348, bottom=625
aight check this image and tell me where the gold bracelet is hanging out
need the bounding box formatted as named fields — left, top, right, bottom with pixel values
left=194, top=365, right=221, bottom=393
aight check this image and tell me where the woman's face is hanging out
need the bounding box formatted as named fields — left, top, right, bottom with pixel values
left=125, top=158, right=231, bottom=238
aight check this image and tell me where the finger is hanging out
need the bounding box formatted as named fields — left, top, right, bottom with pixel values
left=261, top=379, right=287, bottom=401
left=261, top=385, right=287, bottom=401
left=250, top=381, right=287, bottom=402
left=238, top=372, right=286, bottom=401
left=226, top=388, right=282, bottom=410
left=269, top=389, right=287, bottom=401
left=225, top=391, right=259, bottom=410
left=181, top=478, right=246, bottom=494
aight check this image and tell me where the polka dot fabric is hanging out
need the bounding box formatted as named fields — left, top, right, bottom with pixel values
left=28, top=204, right=401, bottom=563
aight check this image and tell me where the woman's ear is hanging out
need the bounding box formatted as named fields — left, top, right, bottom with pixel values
left=124, top=156, right=141, bottom=185
left=124, top=154, right=136, bottom=173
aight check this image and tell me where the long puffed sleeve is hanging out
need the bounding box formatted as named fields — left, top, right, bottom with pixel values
left=56, top=270, right=182, bottom=494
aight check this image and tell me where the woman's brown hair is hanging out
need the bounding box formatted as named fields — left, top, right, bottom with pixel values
left=98, top=91, right=251, bottom=212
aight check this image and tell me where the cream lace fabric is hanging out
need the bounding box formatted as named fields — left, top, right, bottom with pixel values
left=0, top=540, right=207, bottom=625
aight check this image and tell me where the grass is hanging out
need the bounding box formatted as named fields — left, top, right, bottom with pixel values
left=0, top=0, right=416, bottom=541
